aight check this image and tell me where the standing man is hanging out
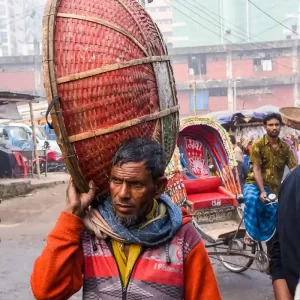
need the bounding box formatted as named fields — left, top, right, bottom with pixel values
left=243, top=113, right=297, bottom=245
left=230, top=135, right=248, bottom=189
left=31, top=137, right=221, bottom=300
left=230, top=135, right=244, bottom=163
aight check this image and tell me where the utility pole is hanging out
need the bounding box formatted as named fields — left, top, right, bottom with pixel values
left=29, top=101, right=40, bottom=179
left=33, top=38, right=40, bottom=96
left=227, top=47, right=234, bottom=112
left=219, top=0, right=224, bottom=44
left=233, top=80, right=237, bottom=111
left=193, top=76, right=197, bottom=116
left=31, top=22, right=41, bottom=177
left=293, top=3, right=300, bottom=107
left=292, top=38, right=299, bottom=107
left=246, top=0, right=250, bottom=42
left=287, top=4, right=300, bottom=107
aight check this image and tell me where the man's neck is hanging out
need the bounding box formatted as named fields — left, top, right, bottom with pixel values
left=266, top=135, right=279, bottom=145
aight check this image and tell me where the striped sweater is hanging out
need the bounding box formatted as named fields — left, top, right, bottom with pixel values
left=31, top=210, right=221, bottom=300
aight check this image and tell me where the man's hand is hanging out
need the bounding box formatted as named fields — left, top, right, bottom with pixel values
left=65, top=178, right=96, bottom=218
left=260, top=191, right=267, bottom=202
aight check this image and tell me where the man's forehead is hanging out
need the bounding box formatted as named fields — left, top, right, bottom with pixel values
left=111, top=161, right=150, bottom=177
left=266, top=118, right=280, bottom=124
left=113, top=161, right=146, bottom=168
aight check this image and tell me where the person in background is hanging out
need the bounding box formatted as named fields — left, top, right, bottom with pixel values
left=230, top=135, right=249, bottom=189
left=230, top=135, right=244, bottom=163
left=243, top=113, right=297, bottom=246
left=283, top=136, right=298, bottom=164
left=31, top=137, right=221, bottom=300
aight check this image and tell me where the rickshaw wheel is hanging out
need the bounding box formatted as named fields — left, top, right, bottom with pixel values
left=214, top=239, right=255, bottom=273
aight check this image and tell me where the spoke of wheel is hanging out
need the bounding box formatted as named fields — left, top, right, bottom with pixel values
left=213, top=246, right=255, bottom=253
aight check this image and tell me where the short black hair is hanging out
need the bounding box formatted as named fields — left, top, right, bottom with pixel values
left=112, top=137, right=167, bottom=180
left=229, top=135, right=236, bottom=145
left=263, top=113, right=282, bottom=125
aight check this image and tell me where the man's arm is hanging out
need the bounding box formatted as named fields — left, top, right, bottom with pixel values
left=184, top=240, right=221, bottom=300
left=31, top=212, right=85, bottom=300
left=253, top=163, right=265, bottom=192
left=270, top=230, right=292, bottom=300
left=250, top=143, right=266, bottom=199
left=253, top=163, right=267, bottom=201
left=273, top=280, right=293, bottom=300
left=31, top=179, right=96, bottom=300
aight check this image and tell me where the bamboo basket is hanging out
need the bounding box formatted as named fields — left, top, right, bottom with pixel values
left=280, top=107, right=300, bottom=130
left=42, top=0, right=179, bottom=193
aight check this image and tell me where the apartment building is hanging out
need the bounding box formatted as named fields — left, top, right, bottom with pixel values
left=0, top=0, right=43, bottom=56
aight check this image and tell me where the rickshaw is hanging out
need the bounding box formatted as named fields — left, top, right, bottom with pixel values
left=166, top=117, right=269, bottom=273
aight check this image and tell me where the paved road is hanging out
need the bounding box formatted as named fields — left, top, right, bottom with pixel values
left=0, top=184, right=274, bottom=300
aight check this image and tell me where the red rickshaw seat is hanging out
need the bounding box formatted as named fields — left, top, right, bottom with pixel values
left=183, top=177, right=236, bottom=210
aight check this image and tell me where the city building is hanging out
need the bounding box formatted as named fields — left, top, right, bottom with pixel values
left=0, top=0, right=24, bottom=56
left=0, top=0, right=43, bottom=56
left=169, top=39, right=299, bottom=115
left=0, top=40, right=299, bottom=116
left=167, top=0, right=300, bottom=48
left=145, top=0, right=173, bottom=46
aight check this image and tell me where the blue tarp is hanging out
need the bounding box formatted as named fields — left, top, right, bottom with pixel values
left=205, top=105, right=280, bottom=125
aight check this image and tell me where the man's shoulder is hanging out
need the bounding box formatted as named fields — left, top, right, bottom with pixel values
left=252, top=137, right=265, bottom=148
left=250, top=138, right=265, bottom=155
left=279, top=138, right=293, bottom=151
left=177, top=221, right=202, bottom=249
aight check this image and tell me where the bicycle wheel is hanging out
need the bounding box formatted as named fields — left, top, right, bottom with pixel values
left=214, top=238, right=255, bottom=273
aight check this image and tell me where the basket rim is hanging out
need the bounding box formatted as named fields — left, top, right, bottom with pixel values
left=43, top=0, right=89, bottom=192
left=279, top=107, right=300, bottom=123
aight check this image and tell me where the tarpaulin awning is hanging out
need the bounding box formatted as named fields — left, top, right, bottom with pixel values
left=205, top=105, right=280, bottom=126
left=0, top=102, right=22, bottom=120
left=0, top=91, right=39, bottom=120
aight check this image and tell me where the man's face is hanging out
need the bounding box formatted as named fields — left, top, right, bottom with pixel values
left=264, top=118, right=281, bottom=138
left=110, top=161, right=158, bottom=227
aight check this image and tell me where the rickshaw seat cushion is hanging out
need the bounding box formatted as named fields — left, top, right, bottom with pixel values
left=183, top=177, right=222, bottom=194
left=187, top=192, right=234, bottom=210
left=183, top=177, right=235, bottom=210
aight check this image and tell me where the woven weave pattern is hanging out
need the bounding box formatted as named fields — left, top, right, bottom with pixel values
left=279, top=107, right=300, bottom=130
left=43, top=0, right=178, bottom=192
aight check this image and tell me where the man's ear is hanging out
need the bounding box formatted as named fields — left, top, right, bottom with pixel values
left=154, top=176, right=168, bottom=198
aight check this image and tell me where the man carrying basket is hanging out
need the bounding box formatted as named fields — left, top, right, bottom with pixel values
left=31, top=137, right=221, bottom=300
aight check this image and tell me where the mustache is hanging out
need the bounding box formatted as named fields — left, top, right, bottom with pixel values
left=113, top=199, right=135, bottom=206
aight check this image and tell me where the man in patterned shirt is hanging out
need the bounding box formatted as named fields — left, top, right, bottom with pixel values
left=243, top=113, right=297, bottom=245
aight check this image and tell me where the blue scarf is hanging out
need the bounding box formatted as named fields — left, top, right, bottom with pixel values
left=97, top=194, right=182, bottom=247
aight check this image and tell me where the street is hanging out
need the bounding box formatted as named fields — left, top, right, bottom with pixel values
left=0, top=184, right=274, bottom=300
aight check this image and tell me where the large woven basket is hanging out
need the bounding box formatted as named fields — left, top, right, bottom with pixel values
left=42, top=0, right=179, bottom=193
left=279, top=107, right=300, bottom=130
